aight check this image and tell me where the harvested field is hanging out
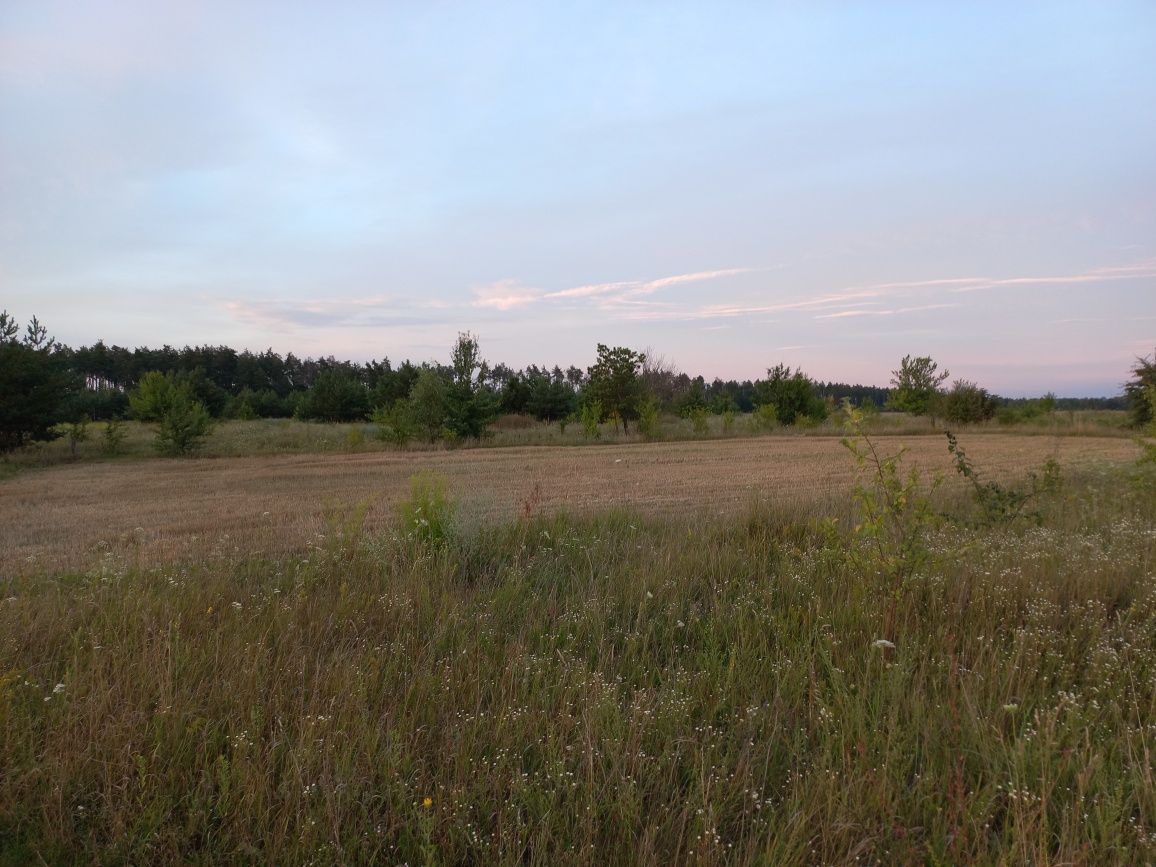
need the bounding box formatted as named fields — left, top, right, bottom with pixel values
left=1, top=434, right=1138, bottom=573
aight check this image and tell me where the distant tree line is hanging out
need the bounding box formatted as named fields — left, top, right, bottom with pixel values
left=0, top=309, right=1145, bottom=456
left=57, top=337, right=901, bottom=426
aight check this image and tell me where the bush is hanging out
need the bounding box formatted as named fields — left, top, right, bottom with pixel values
left=690, top=406, right=710, bottom=435
left=753, top=403, right=778, bottom=431
left=637, top=398, right=661, bottom=440
left=101, top=418, right=127, bottom=456
left=372, top=403, right=415, bottom=446
left=66, top=418, right=90, bottom=457
left=995, top=406, right=1021, bottom=425
left=580, top=400, right=602, bottom=439
left=396, top=471, right=454, bottom=546
left=154, top=392, right=214, bottom=456
left=226, top=388, right=259, bottom=420
left=942, top=380, right=997, bottom=425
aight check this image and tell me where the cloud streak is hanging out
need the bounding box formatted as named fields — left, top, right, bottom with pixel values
left=223, top=259, right=1155, bottom=338
left=471, top=268, right=752, bottom=311
left=222, top=295, right=450, bottom=331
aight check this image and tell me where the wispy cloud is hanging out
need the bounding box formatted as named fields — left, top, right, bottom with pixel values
left=945, top=261, right=1156, bottom=293
left=222, top=295, right=450, bottom=330
left=471, top=268, right=752, bottom=311
left=584, top=259, right=1156, bottom=325
left=470, top=279, right=541, bottom=311
left=226, top=258, right=1154, bottom=340
left=1050, top=315, right=1156, bottom=325
left=814, top=303, right=961, bottom=320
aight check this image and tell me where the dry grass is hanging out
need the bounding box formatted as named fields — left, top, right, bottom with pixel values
left=2, top=454, right=1154, bottom=864
left=1, top=434, right=1138, bottom=575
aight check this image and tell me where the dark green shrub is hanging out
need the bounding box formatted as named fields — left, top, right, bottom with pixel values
left=155, top=391, right=214, bottom=456
left=942, top=380, right=997, bottom=425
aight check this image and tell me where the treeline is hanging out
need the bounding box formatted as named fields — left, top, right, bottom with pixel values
left=59, top=339, right=896, bottom=423
left=4, top=309, right=1148, bottom=456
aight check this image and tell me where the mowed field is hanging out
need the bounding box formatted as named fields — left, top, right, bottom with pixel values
left=1, top=433, right=1138, bottom=573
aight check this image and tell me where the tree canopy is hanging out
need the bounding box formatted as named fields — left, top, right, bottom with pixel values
left=888, top=355, right=950, bottom=416
left=585, top=345, right=647, bottom=433
left=444, top=332, right=500, bottom=440
left=753, top=363, right=828, bottom=425
left=0, top=312, right=77, bottom=452
left=1126, top=353, right=1156, bottom=428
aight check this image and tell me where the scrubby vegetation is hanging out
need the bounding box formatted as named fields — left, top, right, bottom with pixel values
left=2, top=434, right=1154, bottom=864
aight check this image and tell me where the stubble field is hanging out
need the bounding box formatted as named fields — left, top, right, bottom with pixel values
left=0, top=433, right=1138, bottom=574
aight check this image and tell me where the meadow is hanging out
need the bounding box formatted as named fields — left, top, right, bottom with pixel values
left=1, top=421, right=1154, bottom=864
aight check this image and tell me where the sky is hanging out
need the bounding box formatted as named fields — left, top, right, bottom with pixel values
left=1, top=1, right=1154, bottom=396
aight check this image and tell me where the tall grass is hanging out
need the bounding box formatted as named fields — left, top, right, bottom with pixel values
left=2, top=460, right=1154, bottom=863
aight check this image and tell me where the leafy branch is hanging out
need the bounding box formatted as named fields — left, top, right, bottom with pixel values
left=945, top=431, right=1060, bottom=525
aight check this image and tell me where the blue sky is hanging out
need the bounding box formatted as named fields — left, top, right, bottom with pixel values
left=2, top=1, right=1154, bottom=395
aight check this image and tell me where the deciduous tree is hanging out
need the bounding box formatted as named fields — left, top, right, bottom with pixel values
left=1126, top=352, right=1156, bottom=428
left=888, top=355, right=950, bottom=416
left=407, top=366, right=449, bottom=443
left=585, top=344, right=647, bottom=433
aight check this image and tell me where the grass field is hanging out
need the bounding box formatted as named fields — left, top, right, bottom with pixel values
left=2, top=428, right=1154, bottom=864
